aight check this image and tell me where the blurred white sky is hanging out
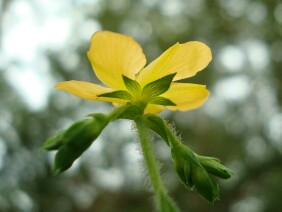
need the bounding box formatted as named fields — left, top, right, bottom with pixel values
left=0, top=0, right=101, bottom=110
left=0, top=1, right=281, bottom=211
left=0, top=0, right=274, bottom=113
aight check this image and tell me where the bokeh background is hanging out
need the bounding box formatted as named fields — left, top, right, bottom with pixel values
left=0, top=0, right=281, bottom=211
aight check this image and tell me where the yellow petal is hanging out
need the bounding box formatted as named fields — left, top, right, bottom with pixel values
left=144, top=104, right=165, bottom=114
left=137, top=42, right=212, bottom=86
left=55, top=80, right=126, bottom=103
left=162, top=83, right=209, bottom=111
left=87, top=31, right=146, bottom=90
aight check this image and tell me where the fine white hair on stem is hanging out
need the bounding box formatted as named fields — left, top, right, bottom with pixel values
left=170, top=121, right=184, bottom=143
left=162, top=118, right=183, bottom=144
left=131, top=121, right=167, bottom=192
left=131, top=122, right=151, bottom=191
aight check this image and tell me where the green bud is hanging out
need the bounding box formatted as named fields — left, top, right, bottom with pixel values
left=191, top=163, right=220, bottom=203
left=171, top=141, right=220, bottom=203
left=171, top=142, right=196, bottom=189
left=51, top=113, right=109, bottom=174
left=43, top=130, right=65, bottom=150
left=52, top=145, right=80, bottom=175
left=62, top=114, right=108, bottom=150
left=197, top=155, right=234, bottom=179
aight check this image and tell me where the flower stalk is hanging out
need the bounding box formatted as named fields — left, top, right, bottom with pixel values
left=135, top=116, right=179, bottom=212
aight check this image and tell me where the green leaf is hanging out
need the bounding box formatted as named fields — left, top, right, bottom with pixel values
left=98, top=90, right=132, bottom=100
left=150, top=96, right=176, bottom=106
left=145, top=115, right=170, bottom=146
left=43, top=130, right=65, bottom=150
left=142, top=73, right=176, bottom=97
left=122, top=75, right=141, bottom=94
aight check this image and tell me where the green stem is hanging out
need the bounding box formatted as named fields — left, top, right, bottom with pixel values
left=107, top=104, right=144, bottom=121
left=136, top=116, right=165, bottom=193
left=135, top=116, right=179, bottom=212
left=107, top=105, right=129, bottom=121
left=163, top=119, right=193, bottom=152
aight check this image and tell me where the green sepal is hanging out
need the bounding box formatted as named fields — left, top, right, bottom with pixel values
left=171, top=142, right=196, bottom=189
left=122, top=75, right=141, bottom=94
left=191, top=163, right=220, bottom=203
left=142, top=73, right=176, bottom=98
left=98, top=90, right=132, bottom=101
left=42, top=130, right=65, bottom=151
left=62, top=116, right=108, bottom=148
left=197, top=155, right=234, bottom=179
left=52, top=145, right=80, bottom=175
left=150, top=96, right=176, bottom=106
left=145, top=115, right=170, bottom=146
left=86, top=112, right=107, bottom=119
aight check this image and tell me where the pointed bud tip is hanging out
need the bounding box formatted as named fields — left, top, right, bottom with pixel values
left=52, top=167, right=63, bottom=176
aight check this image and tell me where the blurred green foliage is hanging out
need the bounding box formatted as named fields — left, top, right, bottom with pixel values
left=0, top=0, right=281, bottom=211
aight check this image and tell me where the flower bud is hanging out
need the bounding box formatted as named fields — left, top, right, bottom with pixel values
left=171, top=144, right=195, bottom=189
left=171, top=141, right=220, bottom=203
left=52, top=145, right=79, bottom=175
left=190, top=163, right=219, bottom=203
left=197, top=155, right=233, bottom=179
left=43, top=130, right=65, bottom=150
left=47, top=113, right=109, bottom=175
left=62, top=114, right=109, bottom=150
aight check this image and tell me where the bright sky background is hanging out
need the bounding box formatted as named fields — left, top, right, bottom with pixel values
left=0, top=0, right=273, bottom=113
left=0, top=0, right=101, bottom=110
left=0, top=1, right=281, bottom=211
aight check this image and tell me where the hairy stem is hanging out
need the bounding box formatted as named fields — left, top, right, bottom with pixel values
left=135, top=116, right=179, bottom=212
left=136, top=116, right=164, bottom=193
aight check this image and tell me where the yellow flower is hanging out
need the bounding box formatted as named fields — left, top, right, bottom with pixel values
left=56, top=31, right=211, bottom=114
